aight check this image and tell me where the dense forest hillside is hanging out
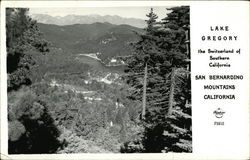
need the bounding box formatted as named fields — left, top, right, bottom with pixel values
left=37, top=23, right=143, bottom=62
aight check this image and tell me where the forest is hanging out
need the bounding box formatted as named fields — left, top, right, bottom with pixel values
left=7, top=6, right=191, bottom=154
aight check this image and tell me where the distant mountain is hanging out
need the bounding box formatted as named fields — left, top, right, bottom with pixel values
left=31, top=14, right=146, bottom=28
left=37, top=22, right=143, bottom=61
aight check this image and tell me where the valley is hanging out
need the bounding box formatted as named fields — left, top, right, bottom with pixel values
left=7, top=7, right=192, bottom=154
left=16, top=46, right=142, bottom=153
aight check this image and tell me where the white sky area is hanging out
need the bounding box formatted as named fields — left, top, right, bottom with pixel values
left=29, top=7, right=173, bottom=20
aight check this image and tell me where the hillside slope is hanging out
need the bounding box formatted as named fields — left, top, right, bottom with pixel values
left=38, top=23, right=143, bottom=61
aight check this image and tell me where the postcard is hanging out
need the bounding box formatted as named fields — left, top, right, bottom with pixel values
left=0, top=1, right=249, bottom=160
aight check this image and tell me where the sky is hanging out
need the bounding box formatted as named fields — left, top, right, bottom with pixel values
left=29, top=7, right=173, bottom=20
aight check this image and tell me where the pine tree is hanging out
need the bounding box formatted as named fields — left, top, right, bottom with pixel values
left=6, top=8, right=49, bottom=91
left=145, top=8, right=158, bottom=33
left=125, top=8, right=160, bottom=119
left=125, top=6, right=191, bottom=153
left=160, top=6, right=191, bottom=153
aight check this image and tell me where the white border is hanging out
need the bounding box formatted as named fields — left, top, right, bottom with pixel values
left=1, top=1, right=249, bottom=160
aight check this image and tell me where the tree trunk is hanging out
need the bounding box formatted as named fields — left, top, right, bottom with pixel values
left=142, top=63, right=148, bottom=119
left=168, top=67, right=176, bottom=115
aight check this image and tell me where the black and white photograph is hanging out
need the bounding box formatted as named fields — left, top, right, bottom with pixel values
left=6, top=6, right=191, bottom=154
left=2, top=1, right=249, bottom=160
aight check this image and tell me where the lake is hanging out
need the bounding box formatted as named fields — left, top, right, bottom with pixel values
left=76, top=54, right=126, bottom=74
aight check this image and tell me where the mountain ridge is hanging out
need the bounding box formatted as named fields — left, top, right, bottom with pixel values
left=31, top=14, right=146, bottom=28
